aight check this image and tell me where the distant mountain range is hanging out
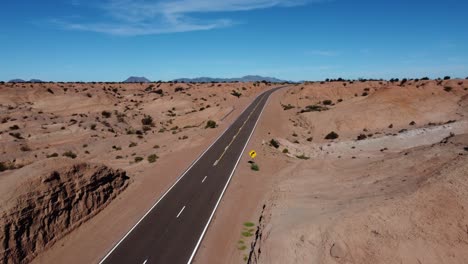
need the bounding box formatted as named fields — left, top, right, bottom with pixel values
left=123, top=76, right=151, bottom=83
left=8, top=79, right=44, bottom=83
left=173, top=75, right=288, bottom=83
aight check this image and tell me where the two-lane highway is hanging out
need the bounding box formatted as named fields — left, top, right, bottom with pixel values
left=100, top=86, right=284, bottom=264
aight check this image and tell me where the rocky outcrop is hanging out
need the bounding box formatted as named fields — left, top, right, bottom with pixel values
left=247, top=204, right=267, bottom=264
left=0, top=163, right=129, bottom=264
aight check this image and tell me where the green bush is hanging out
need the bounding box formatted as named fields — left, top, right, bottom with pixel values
left=324, top=131, right=339, bottom=140
left=147, top=154, right=158, bottom=163
left=206, top=120, right=217, bottom=129
left=295, top=154, right=310, bottom=160
left=62, top=151, right=77, bottom=159
left=101, top=111, right=112, bottom=118
left=47, top=153, right=59, bottom=158
left=251, top=163, right=259, bottom=171
left=141, top=115, right=154, bottom=127
left=270, top=139, right=280, bottom=148
left=231, top=90, right=242, bottom=98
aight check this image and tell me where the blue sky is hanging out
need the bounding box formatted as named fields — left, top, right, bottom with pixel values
left=1, top=0, right=467, bottom=82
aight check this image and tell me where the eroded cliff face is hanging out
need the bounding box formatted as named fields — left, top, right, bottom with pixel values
left=1, top=163, right=129, bottom=264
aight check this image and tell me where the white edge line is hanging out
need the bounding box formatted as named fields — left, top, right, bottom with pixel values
left=142, top=260, right=148, bottom=264
left=98, top=86, right=283, bottom=264
left=202, top=176, right=207, bottom=183
left=187, top=87, right=283, bottom=264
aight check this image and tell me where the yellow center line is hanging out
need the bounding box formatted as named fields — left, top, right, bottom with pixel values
left=213, top=95, right=266, bottom=166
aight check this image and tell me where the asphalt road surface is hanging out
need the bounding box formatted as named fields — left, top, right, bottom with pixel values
left=100, top=86, right=284, bottom=264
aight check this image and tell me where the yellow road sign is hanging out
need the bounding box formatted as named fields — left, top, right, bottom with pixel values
left=249, top=150, right=257, bottom=159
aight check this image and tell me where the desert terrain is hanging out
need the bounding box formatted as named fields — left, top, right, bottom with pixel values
left=1, top=78, right=467, bottom=264
left=0, top=81, right=274, bottom=263
left=193, top=78, right=468, bottom=264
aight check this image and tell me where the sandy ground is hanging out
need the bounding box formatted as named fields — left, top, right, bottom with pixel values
left=2, top=79, right=467, bottom=264
left=194, top=79, right=468, bottom=264
left=0, top=81, right=275, bottom=263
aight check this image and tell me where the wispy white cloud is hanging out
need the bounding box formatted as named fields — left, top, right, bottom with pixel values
left=56, top=0, right=318, bottom=35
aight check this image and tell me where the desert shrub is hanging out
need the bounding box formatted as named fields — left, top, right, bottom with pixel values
left=357, top=134, right=367, bottom=140
left=147, top=154, right=158, bottom=163
left=325, top=131, right=339, bottom=140
left=9, top=125, right=20, bottom=130
left=231, top=90, right=242, bottom=98
left=409, top=121, right=416, bottom=126
left=153, top=145, right=160, bottom=149
left=322, top=100, right=332, bottom=105
left=134, top=157, right=144, bottom=163
left=444, top=76, right=451, bottom=80
left=129, top=142, right=137, bottom=147
left=9, top=132, right=23, bottom=139
left=0, top=162, right=6, bottom=172
left=307, top=137, right=313, bottom=142
left=270, top=139, right=280, bottom=148
left=115, top=155, right=123, bottom=159
left=444, top=86, right=452, bottom=92
left=62, top=151, right=77, bottom=159
left=174, top=87, right=184, bottom=92
left=152, top=89, right=163, bottom=95
left=282, top=104, right=295, bottom=110
left=282, top=148, right=289, bottom=153
left=337, top=99, right=343, bottom=103
left=47, top=88, right=54, bottom=94
left=141, top=115, right=154, bottom=126
left=362, top=92, right=368, bottom=96
left=47, top=153, right=59, bottom=158
left=20, top=145, right=31, bottom=152
left=300, top=105, right=328, bottom=113
left=250, top=163, right=259, bottom=171
left=205, top=120, right=217, bottom=129
left=90, top=124, right=97, bottom=130
left=295, top=154, right=310, bottom=160
left=101, top=111, right=112, bottom=118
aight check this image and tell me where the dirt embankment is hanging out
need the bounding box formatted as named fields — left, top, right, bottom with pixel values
left=0, top=159, right=129, bottom=264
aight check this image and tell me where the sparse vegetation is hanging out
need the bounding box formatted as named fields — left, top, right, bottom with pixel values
left=231, top=90, right=242, bottom=98
left=20, top=145, right=31, bottom=152
left=9, top=125, right=20, bottom=130
left=9, top=132, right=23, bottom=139
left=325, top=131, right=339, bottom=140
left=270, top=139, right=280, bottom=148
left=206, top=120, right=217, bottom=129
left=134, top=156, right=144, bottom=163
left=101, top=111, right=112, bottom=118
left=141, top=115, right=155, bottom=127
left=129, top=142, right=137, bottom=147
left=357, top=134, right=367, bottom=140
left=62, top=151, right=77, bottom=159
left=147, top=154, right=158, bottom=163
left=282, top=103, right=295, bottom=110
left=322, top=99, right=332, bottom=105
left=251, top=163, right=259, bottom=171
left=300, top=105, right=328, bottom=113
left=46, top=153, right=59, bottom=158
left=296, top=154, right=310, bottom=160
